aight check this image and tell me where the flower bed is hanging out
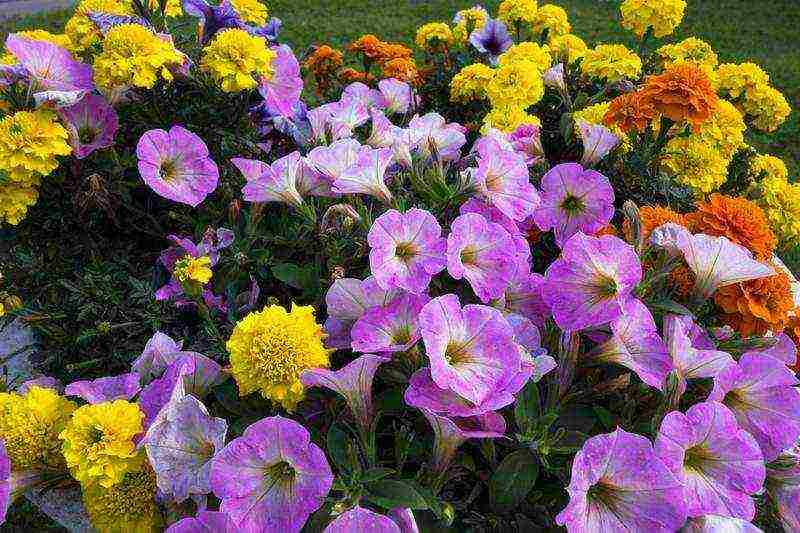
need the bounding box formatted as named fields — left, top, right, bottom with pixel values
left=1, top=0, right=799, bottom=531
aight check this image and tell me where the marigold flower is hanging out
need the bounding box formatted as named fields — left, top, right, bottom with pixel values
left=338, top=67, right=373, bottom=84
left=381, top=57, right=418, bottom=84
left=0, top=110, right=71, bottom=184
left=604, top=90, right=658, bottom=133
left=741, top=84, right=791, bottom=133
left=82, top=466, right=162, bottom=533
left=531, top=4, right=570, bottom=36
left=65, top=0, right=133, bottom=50
left=348, top=34, right=384, bottom=60
left=173, top=255, right=213, bottom=292
left=200, top=28, right=276, bottom=92
left=663, top=136, right=728, bottom=194
left=303, top=45, right=343, bottom=77
left=415, top=22, right=453, bottom=50
left=717, top=62, right=770, bottom=99
left=580, top=44, right=641, bottom=82
left=227, top=303, right=330, bottom=410
left=691, top=98, right=746, bottom=159
left=452, top=6, right=489, bottom=43
left=620, top=0, right=687, bottom=38
left=93, top=23, right=184, bottom=91
left=0, top=386, right=76, bottom=471
left=486, top=60, right=544, bottom=108
left=0, top=181, right=38, bottom=226
left=498, top=41, right=551, bottom=71
left=229, top=0, right=268, bottom=24
left=755, top=167, right=800, bottom=247
left=751, top=154, right=788, bottom=181
left=548, top=33, right=587, bottom=64
left=714, top=268, right=794, bottom=337
left=482, top=105, right=540, bottom=133
left=641, top=64, right=717, bottom=128
left=688, top=194, right=776, bottom=261
left=59, top=400, right=145, bottom=488
left=148, top=0, right=182, bottom=17
left=497, top=0, right=539, bottom=26
left=450, top=63, right=495, bottom=102
left=657, top=37, right=718, bottom=83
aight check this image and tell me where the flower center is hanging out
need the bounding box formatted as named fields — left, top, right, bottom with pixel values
left=390, top=325, right=412, bottom=346
left=595, top=274, right=618, bottom=299
left=460, top=245, right=478, bottom=265
left=160, top=159, right=179, bottom=182
left=586, top=478, right=620, bottom=512
left=395, top=242, right=419, bottom=263
left=78, top=125, right=98, bottom=145
left=560, top=194, right=585, bottom=215
left=444, top=341, right=470, bottom=366
left=265, top=460, right=296, bottom=486
left=684, top=444, right=714, bottom=472
left=722, top=389, right=748, bottom=411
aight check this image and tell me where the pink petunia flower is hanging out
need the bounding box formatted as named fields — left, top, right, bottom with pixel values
left=378, top=78, right=416, bottom=115
left=4, top=34, right=92, bottom=91
left=333, top=146, right=394, bottom=203
left=234, top=151, right=306, bottom=206
left=322, top=276, right=402, bottom=349
left=58, top=94, right=118, bottom=159
left=258, top=44, right=303, bottom=116
left=470, top=138, right=540, bottom=222
left=350, top=293, right=430, bottom=353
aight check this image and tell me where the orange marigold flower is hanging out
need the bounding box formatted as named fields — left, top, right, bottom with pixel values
left=687, top=193, right=776, bottom=261
left=338, top=67, right=374, bottom=84
left=641, top=64, right=717, bottom=128
left=785, top=317, right=800, bottom=371
left=382, top=57, right=419, bottom=84
left=304, top=45, right=343, bottom=75
left=670, top=264, right=695, bottom=299
left=714, top=268, right=794, bottom=337
left=625, top=205, right=688, bottom=242
left=348, top=34, right=385, bottom=60
left=594, top=224, right=618, bottom=237
left=604, top=90, right=658, bottom=133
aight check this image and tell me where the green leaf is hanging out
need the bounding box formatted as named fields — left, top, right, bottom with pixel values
left=326, top=423, right=357, bottom=474
left=488, top=449, right=539, bottom=512
left=514, top=380, right=541, bottom=435
left=593, top=406, right=615, bottom=430
left=365, top=479, right=429, bottom=510
left=359, top=467, right=395, bottom=483
left=271, top=262, right=314, bottom=290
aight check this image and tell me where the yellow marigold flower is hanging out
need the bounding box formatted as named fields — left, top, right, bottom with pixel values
left=227, top=303, right=330, bottom=410
left=657, top=37, right=718, bottom=85
left=415, top=22, right=454, bottom=50
left=486, top=60, right=545, bottom=108
left=693, top=99, right=746, bottom=159
left=716, top=62, right=770, bottom=99
left=452, top=6, right=488, bottom=43
left=147, top=0, right=182, bottom=17
left=750, top=154, right=788, bottom=182
left=548, top=33, right=588, bottom=64
left=581, top=44, right=642, bottom=82
left=65, top=0, right=133, bottom=51
left=0, top=386, right=76, bottom=470
left=574, top=102, right=630, bottom=151
left=93, top=23, right=184, bottom=91
left=741, top=84, right=791, bottom=133
left=230, top=0, right=269, bottom=25
left=758, top=174, right=800, bottom=248
left=0, top=110, right=71, bottom=184
left=82, top=466, right=163, bottom=533
left=498, top=41, right=552, bottom=72
left=0, top=181, right=39, bottom=226
left=201, top=28, right=276, bottom=93
left=663, top=136, right=729, bottom=194
left=482, top=105, right=541, bottom=134
left=531, top=4, right=570, bottom=37
left=450, top=63, right=495, bottom=102
left=59, top=400, right=145, bottom=488
left=620, top=0, right=686, bottom=39
left=498, top=0, right=538, bottom=26
left=174, top=255, right=213, bottom=285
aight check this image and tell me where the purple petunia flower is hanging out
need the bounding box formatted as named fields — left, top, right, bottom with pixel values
left=210, top=416, right=333, bottom=532
left=420, top=294, right=520, bottom=405
left=543, top=63, right=566, bottom=92
left=183, top=0, right=280, bottom=43
left=543, top=232, right=642, bottom=331
left=556, top=428, right=687, bottom=532
left=341, top=82, right=386, bottom=110
left=323, top=276, right=401, bottom=349
left=578, top=121, right=619, bottom=167
left=446, top=213, right=519, bottom=302
left=367, top=208, right=447, bottom=294
left=534, top=163, right=615, bottom=247
left=708, top=352, right=800, bottom=461
left=421, top=409, right=506, bottom=474
left=663, top=314, right=733, bottom=397
left=134, top=331, right=185, bottom=383
left=58, top=94, right=118, bottom=159
left=165, top=510, right=236, bottom=532
left=508, top=123, right=545, bottom=166
left=333, top=146, right=394, bottom=203
left=17, top=376, right=62, bottom=394
left=406, top=113, right=467, bottom=162
left=324, top=506, right=400, bottom=532
left=0, top=442, right=10, bottom=525
left=145, top=390, right=228, bottom=503
left=258, top=45, right=303, bottom=116
left=366, top=108, right=401, bottom=148
left=328, top=98, right=370, bottom=136
left=470, top=138, right=540, bottom=222
left=388, top=508, right=419, bottom=533
left=592, top=299, right=672, bottom=390
left=137, top=125, right=219, bottom=207
left=87, top=12, right=152, bottom=34
left=469, top=18, right=512, bottom=64
left=378, top=78, right=416, bottom=115
left=234, top=151, right=304, bottom=206
left=64, top=372, right=141, bottom=403
left=4, top=35, right=92, bottom=91
left=350, top=293, right=430, bottom=353
left=306, top=138, right=365, bottom=184
left=300, top=354, right=389, bottom=433
left=680, top=515, right=763, bottom=532
left=656, top=401, right=765, bottom=520
left=766, top=444, right=800, bottom=531
left=495, top=268, right=550, bottom=327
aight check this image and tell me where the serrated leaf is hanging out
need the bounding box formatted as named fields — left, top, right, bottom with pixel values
left=365, top=479, right=429, bottom=510
left=488, top=449, right=539, bottom=512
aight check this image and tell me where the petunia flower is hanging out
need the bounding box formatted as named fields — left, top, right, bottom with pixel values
left=533, top=163, right=615, bottom=247
left=555, top=428, right=687, bottom=532
left=145, top=391, right=228, bottom=502
left=507, top=123, right=545, bottom=166
left=64, top=372, right=141, bottom=403
left=680, top=515, right=763, bottom=532
left=495, top=268, right=550, bottom=327
left=328, top=98, right=370, bottom=136
left=766, top=444, right=800, bottom=532
left=577, top=121, right=619, bottom=166
left=183, top=0, right=244, bottom=42
left=655, top=401, right=765, bottom=520
left=379, top=78, right=416, bottom=115
left=306, top=103, right=352, bottom=144
left=341, top=82, right=386, bottom=110
left=507, top=314, right=557, bottom=381
left=210, top=416, right=333, bottom=532
left=543, top=232, right=642, bottom=331
left=350, top=293, right=430, bottom=353
left=333, top=146, right=394, bottom=203
left=323, top=276, right=401, bottom=349
left=469, top=18, right=512, bottom=64
left=58, top=94, right=118, bottom=159
left=421, top=409, right=506, bottom=474
left=367, top=208, right=447, bottom=294
left=324, top=506, right=400, bottom=532
left=419, top=294, right=520, bottom=405
left=1, top=441, right=44, bottom=526
left=133, top=330, right=185, bottom=383
left=234, top=151, right=305, bottom=206
left=366, top=108, right=401, bottom=148
left=137, top=125, right=219, bottom=207
left=708, top=352, right=800, bottom=461
left=4, top=35, right=93, bottom=91
left=300, top=354, right=389, bottom=433
left=543, top=63, right=566, bottom=91
left=258, top=44, right=303, bottom=116
left=306, top=138, right=365, bottom=184
left=470, top=138, right=540, bottom=222
left=662, top=314, right=733, bottom=396
left=592, top=299, right=672, bottom=390
left=388, top=508, right=419, bottom=533
left=446, top=213, right=519, bottom=302
left=87, top=13, right=153, bottom=34
left=165, top=510, right=236, bottom=532
left=406, top=113, right=467, bottom=162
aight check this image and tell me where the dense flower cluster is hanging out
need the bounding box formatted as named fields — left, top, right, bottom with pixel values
left=200, top=28, right=276, bottom=92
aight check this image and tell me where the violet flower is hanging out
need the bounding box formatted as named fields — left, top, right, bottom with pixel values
left=366, top=108, right=401, bottom=149
left=341, top=82, right=386, bottom=110
left=543, top=232, right=642, bottom=331
left=663, top=314, right=733, bottom=397
left=469, top=18, right=512, bottom=64
left=306, top=138, right=365, bottom=184
left=58, top=94, right=118, bottom=159
left=421, top=409, right=506, bottom=474
left=324, top=506, right=400, bottom=532
left=656, top=401, right=765, bottom=519
left=407, top=113, right=467, bottom=162
left=323, top=276, right=401, bottom=349
left=367, top=208, right=447, bottom=294
left=708, top=352, right=800, bottom=461
left=680, top=515, right=763, bottom=532
left=458, top=197, right=531, bottom=259
left=64, top=372, right=141, bottom=403
left=446, top=213, right=519, bottom=302
left=495, top=268, right=550, bottom=327
left=470, top=138, right=540, bottom=222
left=134, top=331, right=185, bottom=383
left=350, top=293, right=430, bottom=354
left=766, top=444, right=800, bottom=531
left=165, top=510, right=235, bottom=532
left=508, top=123, right=545, bottom=166
left=258, top=45, right=303, bottom=116
left=379, top=78, right=416, bottom=115
left=333, top=147, right=394, bottom=204
left=137, top=125, right=219, bottom=207
left=328, top=98, right=370, bottom=136
left=234, top=151, right=304, bottom=206
left=578, top=121, right=619, bottom=166
left=210, top=416, right=333, bottom=531
left=4, top=35, right=92, bottom=91
left=555, top=428, right=687, bottom=532
left=533, top=163, right=614, bottom=247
